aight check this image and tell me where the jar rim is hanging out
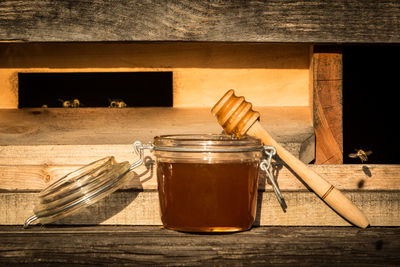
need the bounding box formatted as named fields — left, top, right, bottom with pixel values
left=153, top=134, right=263, bottom=152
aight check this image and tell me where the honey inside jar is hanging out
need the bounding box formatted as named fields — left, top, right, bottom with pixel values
left=153, top=134, right=263, bottom=232
left=157, top=161, right=259, bottom=232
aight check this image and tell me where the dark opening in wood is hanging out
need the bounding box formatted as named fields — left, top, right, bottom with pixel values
left=343, top=45, right=400, bottom=164
left=18, top=72, right=173, bottom=108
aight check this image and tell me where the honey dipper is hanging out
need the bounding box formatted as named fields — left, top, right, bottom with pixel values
left=212, top=89, right=369, bottom=228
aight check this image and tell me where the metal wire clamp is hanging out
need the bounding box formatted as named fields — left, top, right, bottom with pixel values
left=260, top=146, right=287, bottom=212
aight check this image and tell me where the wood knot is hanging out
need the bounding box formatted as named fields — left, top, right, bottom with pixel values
left=44, top=174, right=51, bottom=183
left=0, top=125, right=35, bottom=134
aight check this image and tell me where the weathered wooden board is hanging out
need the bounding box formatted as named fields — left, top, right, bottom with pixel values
left=0, top=43, right=310, bottom=69
left=1, top=164, right=399, bottom=227
left=1, top=226, right=399, bottom=266
left=1, top=190, right=398, bottom=227
left=0, top=42, right=310, bottom=108
left=1, top=164, right=399, bottom=192
left=0, top=1, right=399, bottom=43
left=313, top=46, right=343, bottom=164
left=0, top=107, right=315, bottom=163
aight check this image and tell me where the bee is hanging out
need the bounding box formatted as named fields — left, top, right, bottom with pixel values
left=59, top=99, right=71, bottom=108
left=348, top=149, right=373, bottom=163
left=71, top=99, right=81, bottom=108
left=118, top=101, right=127, bottom=108
left=58, top=98, right=81, bottom=108
left=108, top=99, right=127, bottom=108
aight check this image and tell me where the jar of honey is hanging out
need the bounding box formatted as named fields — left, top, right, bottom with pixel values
left=153, top=134, right=264, bottom=232
left=25, top=134, right=283, bottom=232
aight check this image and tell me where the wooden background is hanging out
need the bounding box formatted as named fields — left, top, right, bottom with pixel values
left=0, top=0, right=399, bottom=43
left=0, top=2, right=399, bottom=265
left=0, top=42, right=310, bottom=109
left=0, top=0, right=399, bottom=228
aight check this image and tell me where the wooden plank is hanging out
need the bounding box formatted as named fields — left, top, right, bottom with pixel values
left=0, top=1, right=399, bottom=43
left=0, top=42, right=310, bottom=108
left=313, top=46, right=343, bottom=164
left=0, top=43, right=310, bottom=69
left=0, top=190, right=398, bottom=226
left=0, top=107, right=314, bottom=163
left=0, top=226, right=399, bottom=266
left=1, top=163, right=398, bottom=226
left=1, top=164, right=399, bottom=192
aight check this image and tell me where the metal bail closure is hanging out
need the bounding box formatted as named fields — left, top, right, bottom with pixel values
left=260, top=146, right=287, bottom=212
left=23, top=141, right=152, bottom=229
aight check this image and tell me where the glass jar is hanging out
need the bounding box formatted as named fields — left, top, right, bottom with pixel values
left=153, top=134, right=264, bottom=232
left=25, top=134, right=283, bottom=232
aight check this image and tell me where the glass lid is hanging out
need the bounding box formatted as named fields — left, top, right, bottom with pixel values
left=24, top=156, right=135, bottom=228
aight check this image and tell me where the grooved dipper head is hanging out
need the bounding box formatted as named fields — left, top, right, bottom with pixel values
left=211, top=89, right=260, bottom=138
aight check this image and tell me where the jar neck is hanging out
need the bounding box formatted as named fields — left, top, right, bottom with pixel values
left=153, top=134, right=263, bottom=153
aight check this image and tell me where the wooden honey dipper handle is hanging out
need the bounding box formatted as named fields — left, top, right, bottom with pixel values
left=212, top=90, right=369, bottom=228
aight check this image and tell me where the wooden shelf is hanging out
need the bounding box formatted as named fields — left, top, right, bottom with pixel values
left=0, top=226, right=399, bottom=266
left=0, top=107, right=314, bottom=163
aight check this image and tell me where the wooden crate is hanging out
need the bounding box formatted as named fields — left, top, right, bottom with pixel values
left=0, top=0, right=399, bottom=228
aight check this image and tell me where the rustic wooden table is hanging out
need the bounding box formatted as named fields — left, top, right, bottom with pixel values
left=0, top=226, right=398, bottom=266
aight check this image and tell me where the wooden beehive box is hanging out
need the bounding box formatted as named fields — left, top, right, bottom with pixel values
left=0, top=0, right=399, bottom=227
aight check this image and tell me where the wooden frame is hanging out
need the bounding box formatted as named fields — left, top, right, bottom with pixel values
left=0, top=42, right=311, bottom=108
left=0, top=0, right=399, bottom=228
left=0, top=42, right=399, bottom=226
left=312, top=46, right=343, bottom=164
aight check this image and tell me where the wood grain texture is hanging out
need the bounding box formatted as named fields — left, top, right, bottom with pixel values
left=0, top=42, right=310, bottom=109
left=0, top=0, right=399, bottom=43
left=0, top=43, right=310, bottom=69
left=2, top=163, right=398, bottom=192
left=1, top=226, right=399, bottom=266
left=1, top=191, right=398, bottom=226
left=2, top=162, right=399, bottom=227
left=313, top=47, right=343, bottom=164
left=0, top=107, right=314, bottom=162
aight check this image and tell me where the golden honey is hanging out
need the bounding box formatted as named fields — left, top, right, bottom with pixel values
left=153, top=134, right=263, bottom=232
left=157, top=162, right=259, bottom=232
